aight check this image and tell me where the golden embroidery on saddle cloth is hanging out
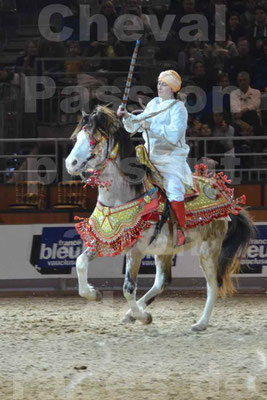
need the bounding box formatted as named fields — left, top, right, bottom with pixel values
left=75, top=164, right=246, bottom=257
left=75, top=189, right=160, bottom=257
left=135, top=146, right=246, bottom=229
left=184, top=164, right=246, bottom=229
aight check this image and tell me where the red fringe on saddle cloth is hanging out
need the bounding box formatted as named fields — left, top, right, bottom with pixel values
left=184, top=164, right=246, bottom=229
left=75, top=214, right=151, bottom=257
left=75, top=164, right=246, bottom=256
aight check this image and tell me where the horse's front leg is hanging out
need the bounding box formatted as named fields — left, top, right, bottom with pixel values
left=122, top=254, right=172, bottom=324
left=76, top=248, right=102, bottom=301
left=123, top=251, right=152, bottom=324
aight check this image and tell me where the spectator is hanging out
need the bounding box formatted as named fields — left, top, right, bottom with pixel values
left=230, top=71, right=262, bottom=137
left=240, top=0, right=256, bottom=28
left=232, top=116, right=254, bottom=164
left=121, top=0, right=151, bottom=33
left=86, top=0, right=118, bottom=57
left=212, top=39, right=238, bottom=72
left=181, top=31, right=213, bottom=72
left=191, top=60, right=214, bottom=93
left=61, top=1, right=80, bottom=41
left=85, top=30, right=128, bottom=71
left=15, top=40, right=38, bottom=74
left=208, top=111, right=235, bottom=157
left=205, top=72, right=232, bottom=116
left=179, top=0, right=200, bottom=17
left=228, top=1, right=246, bottom=14
left=254, top=38, right=267, bottom=92
left=0, top=2, right=19, bottom=46
left=186, top=60, right=215, bottom=120
left=195, top=0, right=212, bottom=17
left=248, top=3, right=267, bottom=58
left=65, top=41, right=82, bottom=79
left=167, top=0, right=183, bottom=15
left=227, top=12, right=248, bottom=44
left=114, top=2, right=150, bottom=56
left=186, top=115, right=211, bottom=137
left=186, top=114, right=211, bottom=159
left=76, top=73, right=103, bottom=113
left=37, top=37, right=66, bottom=80
left=225, top=38, right=255, bottom=84
left=218, top=71, right=231, bottom=89
left=98, top=31, right=128, bottom=71
left=171, top=0, right=203, bottom=39
left=100, top=0, right=118, bottom=31
left=0, top=69, right=21, bottom=86
left=249, top=3, right=267, bottom=40
left=230, top=71, right=261, bottom=116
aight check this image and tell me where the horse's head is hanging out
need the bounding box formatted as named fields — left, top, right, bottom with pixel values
left=66, top=106, right=121, bottom=176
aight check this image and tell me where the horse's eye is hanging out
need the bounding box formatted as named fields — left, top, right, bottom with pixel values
left=82, top=116, right=89, bottom=125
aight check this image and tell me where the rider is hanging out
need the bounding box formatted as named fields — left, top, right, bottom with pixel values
left=117, top=70, right=192, bottom=246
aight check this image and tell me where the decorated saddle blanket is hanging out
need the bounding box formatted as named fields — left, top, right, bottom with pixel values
left=75, top=188, right=159, bottom=257
left=75, top=162, right=246, bottom=257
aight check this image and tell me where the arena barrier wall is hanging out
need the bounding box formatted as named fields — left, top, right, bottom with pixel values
left=0, top=223, right=266, bottom=294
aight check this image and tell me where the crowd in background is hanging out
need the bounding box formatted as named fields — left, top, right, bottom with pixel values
left=0, top=0, right=267, bottom=167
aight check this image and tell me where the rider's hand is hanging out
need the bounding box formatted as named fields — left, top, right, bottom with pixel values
left=117, top=105, right=130, bottom=119
left=140, top=120, right=150, bottom=130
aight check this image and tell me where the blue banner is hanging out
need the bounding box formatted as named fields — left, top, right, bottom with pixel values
left=240, top=224, right=267, bottom=273
left=38, top=227, right=83, bottom=269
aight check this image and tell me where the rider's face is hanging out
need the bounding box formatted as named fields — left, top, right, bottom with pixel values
left=157, top=80, right=174, bottom=100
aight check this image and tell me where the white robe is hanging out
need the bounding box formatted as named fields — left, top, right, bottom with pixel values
left=123, top=97, right=193, bottom=201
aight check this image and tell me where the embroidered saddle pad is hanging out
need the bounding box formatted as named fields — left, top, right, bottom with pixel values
left=75, top=189, right=159, bottom=257
left=75, top=162, right=245, bottom=257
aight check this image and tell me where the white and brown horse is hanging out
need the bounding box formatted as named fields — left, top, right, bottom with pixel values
left=66, top=106, right=255, bottom=331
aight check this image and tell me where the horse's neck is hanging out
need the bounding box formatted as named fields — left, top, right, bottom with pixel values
left=97, top=161, right=141, bottom=207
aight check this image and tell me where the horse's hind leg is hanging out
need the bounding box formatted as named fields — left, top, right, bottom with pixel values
left=192, top=222, right=226, bottom=331
left=122, top=254, right=172, bottom=323
left=76, top=248, right=102, bottom=301
left=123, top=251, right=152, bottom=324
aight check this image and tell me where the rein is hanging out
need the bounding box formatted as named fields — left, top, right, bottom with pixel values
left=129, top=99, right=177, bottom=137
left=129, top=99, right=178, bottom=158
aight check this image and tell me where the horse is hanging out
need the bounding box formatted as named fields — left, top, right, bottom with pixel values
left=65, top=105, right=255, bottom=331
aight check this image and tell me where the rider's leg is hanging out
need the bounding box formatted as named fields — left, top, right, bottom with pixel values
left=162, top=173, right=186, bottom=246
left=170, top=200, right=185, bottom=246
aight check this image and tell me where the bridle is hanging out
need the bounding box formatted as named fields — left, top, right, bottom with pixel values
left=79, top=126, right=119, bottom=183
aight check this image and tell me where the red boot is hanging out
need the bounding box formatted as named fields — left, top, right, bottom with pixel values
left=170, top=201, right=185, bottom=246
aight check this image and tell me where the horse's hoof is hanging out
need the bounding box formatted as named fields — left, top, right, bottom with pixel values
left=79, top=291, right=96, bottom=301
left=95, top=290, right=103, bottom=302
left=142, top=312, right=153, bottom=325
left=121, top=314, right=136, bottom=324
left=79, top=289, right=102, bottom=301
left=191, top=322, right=207, bottom=332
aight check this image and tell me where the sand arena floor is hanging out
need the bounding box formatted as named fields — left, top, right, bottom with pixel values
left=0, top=293, right=266, bottom=400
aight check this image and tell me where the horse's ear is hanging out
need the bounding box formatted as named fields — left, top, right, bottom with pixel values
left=82, top=110, right=89, bottom=118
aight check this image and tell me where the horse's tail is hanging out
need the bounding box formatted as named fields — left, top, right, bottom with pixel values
left=217, top=210, right=256, bottom=297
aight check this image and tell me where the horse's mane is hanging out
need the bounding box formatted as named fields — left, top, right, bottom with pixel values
left=72, top=105, right=146, bottom=190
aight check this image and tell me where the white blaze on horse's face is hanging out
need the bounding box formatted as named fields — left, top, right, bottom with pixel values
left=66, top=130, right=93, bottom=175
left=66, top=130, right=108, bottom=175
